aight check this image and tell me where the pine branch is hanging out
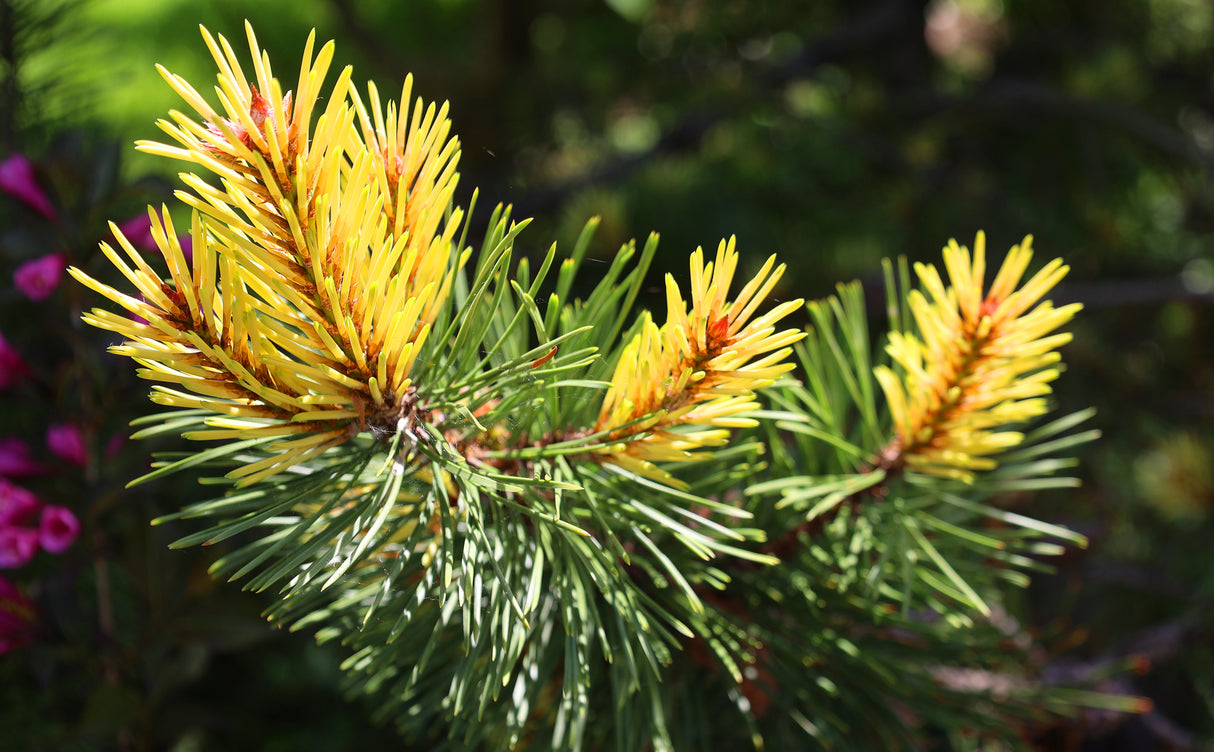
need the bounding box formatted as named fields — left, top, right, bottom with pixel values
left=66, top=24, right=1125, bottom=751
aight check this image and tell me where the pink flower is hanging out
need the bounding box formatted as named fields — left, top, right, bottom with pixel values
left=0, top=527, right=38, bottom=569
left=0, top=480, right=41, bottom=527
left=38, top=506, right=79, bottom=554
left=46, top=423, right=86, bottom=467
left=115, top=213, right=156, bottom=252
left=14, top=252, right=67, bottom=302
left=0, top=154, right=55, bottom=220
left=0, top=333, right=31, bottom=390
left=0, top=574, right=36, bottom=655
left=0, top=438, right=47, bottom=477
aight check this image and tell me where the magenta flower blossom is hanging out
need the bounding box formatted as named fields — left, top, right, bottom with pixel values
left=0, top=574, right=36, bottom=655
left=0, top=333, right=31, bottom=391
left=115, top=213, right=157, bottom=252
left=0, top=438, right=47, bottom=477
left=46, top=423, right=86, bottom=467
left=0, top=154, right=55, bottom=220
left=38, top=505, right=79, bottom=554
left=14, top=252, right=67, bottom=302
left=0, top=527, right=39, bottom=569
left=0, top=480, right=41, bottom=527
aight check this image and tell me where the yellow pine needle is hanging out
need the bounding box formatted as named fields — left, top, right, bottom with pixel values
left=226, top=432, right=348, bottom=487
left=595, top=237, right=804, bottom=484
left=876, top=232, right=1082, bottom=481
left=73, top=25, right=467, bottom=485
left=148, top=385, right=277, bottom=419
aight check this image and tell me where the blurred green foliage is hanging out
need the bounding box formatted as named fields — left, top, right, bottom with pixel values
left=3, top=0, right=1214, bottom=748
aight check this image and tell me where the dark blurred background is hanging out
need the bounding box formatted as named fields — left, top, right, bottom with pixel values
left=2, top=0, right=1212, bottom=749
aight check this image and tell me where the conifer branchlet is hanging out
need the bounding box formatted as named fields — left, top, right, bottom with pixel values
left=68, top=25, right=1107, bottom=751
